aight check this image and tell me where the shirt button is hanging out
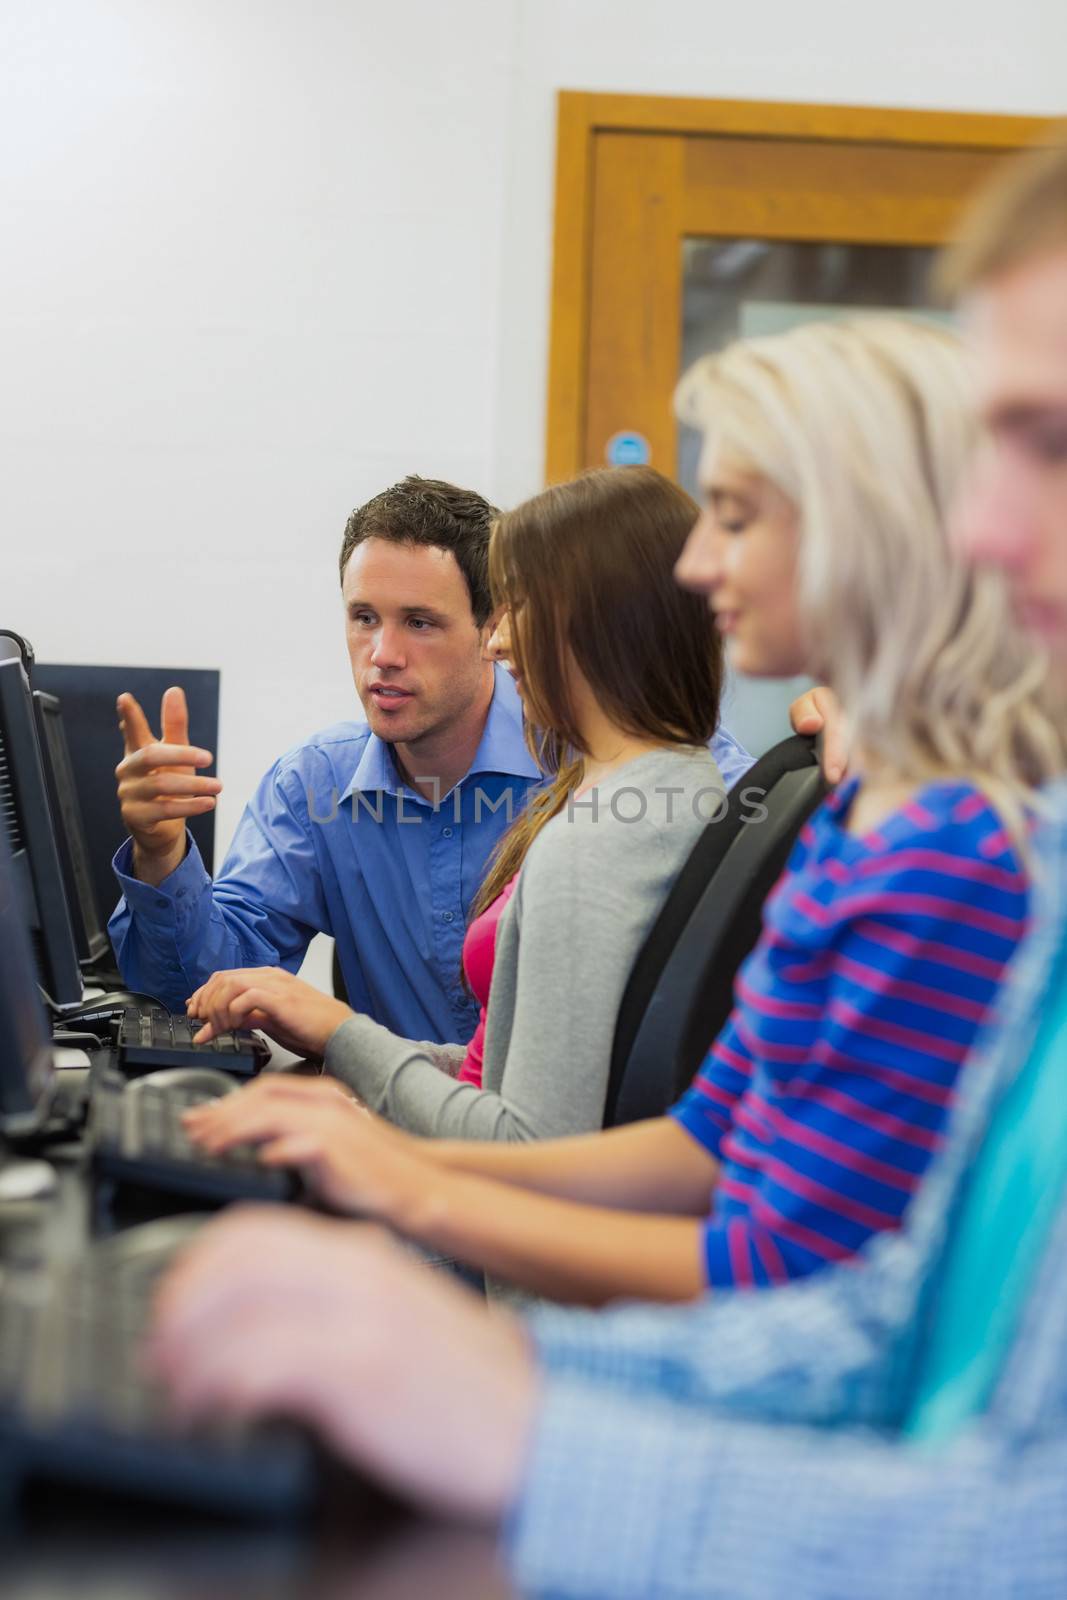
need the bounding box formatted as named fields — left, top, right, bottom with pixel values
left=442, top=911, right=455, bottom=923
left=442, top=826, right=454, bottom=838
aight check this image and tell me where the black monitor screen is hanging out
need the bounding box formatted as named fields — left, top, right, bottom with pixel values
left=32, top=663, right=219, bottom=934
left=0, top=810, right=55, bottom=1133
left=0, top=639, right=83, bottom=1006
left=33, top=691, right=110, bottom=968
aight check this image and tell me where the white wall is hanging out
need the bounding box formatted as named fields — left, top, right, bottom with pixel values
left=2, top=0, right=1063, bottom=984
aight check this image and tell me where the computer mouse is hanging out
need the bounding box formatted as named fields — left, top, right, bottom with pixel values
left=0, top=1158, right=59, bottom=1203
left=61, top=991, right=168, bottom=1039
left=128, top=1067, right=239, bottom=1099
left=67, top=990, right=164, bottom=1017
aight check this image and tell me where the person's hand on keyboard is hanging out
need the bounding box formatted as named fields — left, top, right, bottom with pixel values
left=187, top=967, right=354, bottom=1057
left=148, top=1206, right=537, bottom=1520
left=181, top=1073, right=425, bottom=1220
left=115, top=687, right=222, bottom=887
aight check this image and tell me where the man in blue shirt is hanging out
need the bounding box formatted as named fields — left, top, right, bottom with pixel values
left=151, top=137, right=1067, bottom=1596
left=107, top=473, right=752, bottom=1033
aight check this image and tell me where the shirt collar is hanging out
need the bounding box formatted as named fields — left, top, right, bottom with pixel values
left=466, top=665, right=542, bottom=783
left=340, top=664, right=541, bottom=803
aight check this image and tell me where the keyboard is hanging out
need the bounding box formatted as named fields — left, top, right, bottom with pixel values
left=115, top=1006, right=271, bottom=1078
left=90, top=1070, right=300, bottom=1207
left=0, top=1216, right=316, bottom=1516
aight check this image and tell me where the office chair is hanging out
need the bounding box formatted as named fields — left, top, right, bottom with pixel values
left=332, top=943, right=349, bottom=1004
left=603, top=734, right=828, bottom=1128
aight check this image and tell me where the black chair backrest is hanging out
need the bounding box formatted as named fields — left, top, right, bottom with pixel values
left=604, top=734, right=828, bottom=1128
left=332, top=942, right=349, bottom=1004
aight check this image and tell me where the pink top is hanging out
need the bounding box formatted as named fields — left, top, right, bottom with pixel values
left=456, top=874, right=519, bottom=1088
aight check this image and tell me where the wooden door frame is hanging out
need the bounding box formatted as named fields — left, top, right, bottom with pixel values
left=545, top=91, right=1049, bottom=484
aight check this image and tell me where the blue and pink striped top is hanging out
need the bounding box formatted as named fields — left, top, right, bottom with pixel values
left=671, top=778, right=1029, bottom=1290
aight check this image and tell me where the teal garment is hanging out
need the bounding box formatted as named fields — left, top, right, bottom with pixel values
left=905, top=947, right=1067, bottom=1442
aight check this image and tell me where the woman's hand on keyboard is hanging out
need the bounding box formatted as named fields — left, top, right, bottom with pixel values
left=181, top=1074, right=428, bottom=1222
left=187, top=967, right=353, bottom=1057
left=184, top=1072, right=365, bottom=1145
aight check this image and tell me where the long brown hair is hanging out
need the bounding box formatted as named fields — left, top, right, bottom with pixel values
left=473, top=466, right=723, bottom=915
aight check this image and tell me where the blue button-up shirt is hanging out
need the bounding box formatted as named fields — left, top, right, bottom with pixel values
left=509, top=784, right=1067, bottom=1598
left=109, top=668, right=752, bottom=1040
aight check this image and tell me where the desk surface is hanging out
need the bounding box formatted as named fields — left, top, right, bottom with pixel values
left=2, top=1509, right=513, bottom=1600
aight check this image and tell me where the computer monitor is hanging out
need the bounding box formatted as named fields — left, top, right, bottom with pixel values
left=0, top=636, right=83, bottom=1006
left=0, top=809, right=56, bottom=1134
left=33, top=689, right=111, bottom=969
left=32, top=662, right=220, bottom=931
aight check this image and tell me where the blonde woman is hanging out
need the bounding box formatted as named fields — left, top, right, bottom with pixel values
left=185, top=318, right=1063, bottom=1306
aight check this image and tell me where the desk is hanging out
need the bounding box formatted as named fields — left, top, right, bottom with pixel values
left=0, top=1142, right=517, bottom=1600
left=2, top=1499, right=514, bottom=1599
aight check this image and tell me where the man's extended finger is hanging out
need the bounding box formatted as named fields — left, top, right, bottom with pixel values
left=132, top=774, right=223, bottom=803
left=117, top=692, right=156, bottom=756
left=117, top=743, right=216, bottom=775
left=161, top=685, right=190, bottom=747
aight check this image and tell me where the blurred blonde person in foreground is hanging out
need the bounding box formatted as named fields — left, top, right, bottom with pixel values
left=154, top=136, right=1067, bottom=1599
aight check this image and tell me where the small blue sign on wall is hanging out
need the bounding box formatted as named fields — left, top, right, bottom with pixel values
left=606, top=430, right=651, bottom=467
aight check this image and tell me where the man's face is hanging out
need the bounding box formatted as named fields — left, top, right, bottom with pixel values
left=954, top=246, right=1067, bottom=679
left=342, top=537, right=492, bottom=748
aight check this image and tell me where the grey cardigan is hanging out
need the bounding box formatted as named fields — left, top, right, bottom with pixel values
left=323, top=745, right=723, bottom=1142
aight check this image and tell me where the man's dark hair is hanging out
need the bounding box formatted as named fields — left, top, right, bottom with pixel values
left=339, top=476, right=498, bottom=626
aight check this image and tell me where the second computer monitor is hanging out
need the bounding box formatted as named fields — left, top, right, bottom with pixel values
left=0, top=637, right=83, bottom=1006
left=0, top=811, right=56, bottom=1134
left=33, top=690, right=111, bottom=969
left=32, top=662, right=220, bottom=933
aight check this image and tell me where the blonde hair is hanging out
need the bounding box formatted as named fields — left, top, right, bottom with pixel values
left=675, top=315, right=1066, bottom=828
left=939, top=128, right=1067, bottom=297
